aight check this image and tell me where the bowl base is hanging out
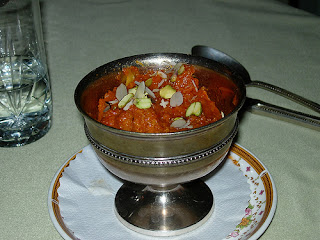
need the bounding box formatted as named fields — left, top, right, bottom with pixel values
left=115, top=179, right=214, bottom=236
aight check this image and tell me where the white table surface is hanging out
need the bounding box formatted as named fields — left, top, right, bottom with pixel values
left=1, top=0, right=319, bottom=239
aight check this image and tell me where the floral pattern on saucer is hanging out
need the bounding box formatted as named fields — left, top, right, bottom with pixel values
left=224, top=147, right=274, bottom=240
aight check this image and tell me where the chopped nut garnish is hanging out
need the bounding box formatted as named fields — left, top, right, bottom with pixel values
left=128, top=86, right=137, bottom=95
left=134, top=98, right=152, bottom=109
left=170, top=63, right=183, bottom=82
left=186, top=102, right=202, bottom=117
left=118, top=93, right=134, bottom=108
left=178, top=64, right=185, bottom=75
left=170, top=91, right=183, bottom=107
left=170, top=74, right=177, bottom=82
left=157, top=71, right=167, bottom=79
left=103, top=102, right=111, bottom=112
left=97, top=64, right=236, bottom=133
left=145, top=78, right=153, bottom=87
left=160, top=99, right=169, bottom=108
left=135, top=81, right=146, bottom=99
left=170, top=118, right=193, bottom=129
left=116, top=83, right=127, bottom=101
left=160, top=85, right=176, bottom=99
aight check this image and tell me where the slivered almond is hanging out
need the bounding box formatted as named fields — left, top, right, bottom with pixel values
left=170, top=91, right=183, bottom=107
left=116, top=83, right=127, bottom=101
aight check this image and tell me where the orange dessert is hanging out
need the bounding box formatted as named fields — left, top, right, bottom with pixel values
left=96, top=63, right=238, bottom=133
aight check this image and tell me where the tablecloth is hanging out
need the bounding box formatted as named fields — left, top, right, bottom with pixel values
left=1, top=0, right=319, bottom=239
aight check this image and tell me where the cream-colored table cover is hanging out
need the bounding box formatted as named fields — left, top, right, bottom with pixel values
left=1, top=0, right=319, bottom=239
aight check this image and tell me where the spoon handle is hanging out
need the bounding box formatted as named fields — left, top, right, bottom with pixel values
left=247, top=81, right=320, bottom=114
left=245, top=97, right=320, bottom=130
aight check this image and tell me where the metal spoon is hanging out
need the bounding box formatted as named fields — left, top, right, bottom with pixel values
left=192, top=45, right=320, bottom=130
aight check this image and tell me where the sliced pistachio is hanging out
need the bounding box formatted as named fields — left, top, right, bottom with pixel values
left=193, top=102, right=202, bottom=116
left=128, top=86, right=137, bottom=95
left=160, top=85, right=176, bottom=99
left=173, top=117, right=184, bottom=121
left=186, top=104, right=194, bottom=117
left=178, top=64, right=185, bottom=75
left=145, top=78, right=153, bottom=87
left=186, top=102, right=202, bottom=117
left=170, top=74, right=177, bottom=82
left=134, top=98, right=152, bottom=109
left=118, top=93, right=134, bottom=108
left=125, top=71, right=135, bottom=86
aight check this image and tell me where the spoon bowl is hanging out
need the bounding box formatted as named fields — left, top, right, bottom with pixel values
left=192, top=45, right=320, bottom=130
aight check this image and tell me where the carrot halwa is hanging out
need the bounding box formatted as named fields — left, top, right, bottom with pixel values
left=97, top=63, right=238, bottom=133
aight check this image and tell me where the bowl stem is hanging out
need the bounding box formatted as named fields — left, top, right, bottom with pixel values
left=115, top=179, right=214, bottom=236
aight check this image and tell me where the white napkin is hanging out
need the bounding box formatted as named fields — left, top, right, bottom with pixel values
left=58, top=145, right=251, bottom=240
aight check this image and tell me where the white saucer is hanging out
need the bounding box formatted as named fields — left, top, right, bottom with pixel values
left=48, top=143, right=277, bottom=240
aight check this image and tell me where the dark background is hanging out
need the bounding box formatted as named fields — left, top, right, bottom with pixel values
left=280, top=0, right=320, bottom=16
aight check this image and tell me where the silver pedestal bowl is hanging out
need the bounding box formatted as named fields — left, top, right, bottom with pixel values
left=74, top=53, right=246, bottom=236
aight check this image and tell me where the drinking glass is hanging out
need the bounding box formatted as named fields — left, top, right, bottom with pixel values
left=0, top=0, right=52, bottom=147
